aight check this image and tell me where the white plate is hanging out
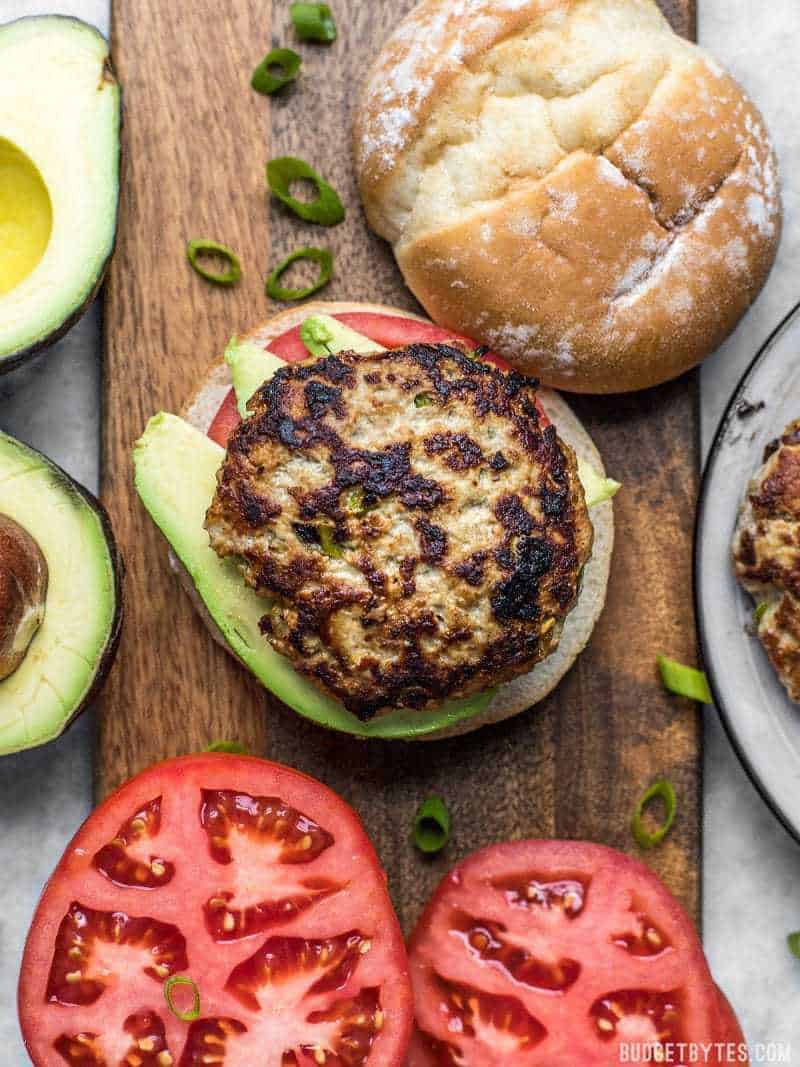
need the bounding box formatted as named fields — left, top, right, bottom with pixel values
left=696, top=302, right=800, bottom=841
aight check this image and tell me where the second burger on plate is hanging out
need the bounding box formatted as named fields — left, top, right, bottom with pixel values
left=134, top=302, right=616, bottom=740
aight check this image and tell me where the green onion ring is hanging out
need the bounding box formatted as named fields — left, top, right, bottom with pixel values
left=290, top=2, right=337, bottom=42
left=267, top=157, right=345, bottom=227
left=657, top=655, right=713, bottom=704
left=206, top=740, right=248, bottom=754
left=186, top=239, right=241, bottom=286
left=266, top=247, right=333, bottom=302
left=413, top=795, right=451, bottom=855
left=631, top=779, right=677, bottom=850
left=163, top=975, right=201, bottom=1022
left=788, top=931, right=800, bottom=959
left=251, top=48, right=301, bottom=95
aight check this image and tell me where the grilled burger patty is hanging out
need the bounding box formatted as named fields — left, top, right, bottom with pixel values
left=733, top=419, right=800, bottom=702
left=206, top=342, right=592, bottom=718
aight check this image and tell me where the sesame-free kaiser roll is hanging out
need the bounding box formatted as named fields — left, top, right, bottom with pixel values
left=353, top=0, right=781, bottom=394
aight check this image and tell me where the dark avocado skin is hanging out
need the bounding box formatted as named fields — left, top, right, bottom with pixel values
left=0, top=434, right=124, bottom=748
left=0, top=16, right=121, bottom=376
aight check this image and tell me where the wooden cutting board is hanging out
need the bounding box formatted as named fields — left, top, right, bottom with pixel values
left=102, top=0, right=700, bottom=928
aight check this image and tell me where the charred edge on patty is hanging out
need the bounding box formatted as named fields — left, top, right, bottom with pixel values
left=206, top=343, right=591, bottom=719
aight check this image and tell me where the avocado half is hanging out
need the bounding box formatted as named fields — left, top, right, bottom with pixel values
left=0, top=433, right=123, bottom=755
left=0, top=16, right=120, bottom=371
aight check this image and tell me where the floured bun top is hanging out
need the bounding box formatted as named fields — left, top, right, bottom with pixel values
left=353, top=0, right=781, bottom=394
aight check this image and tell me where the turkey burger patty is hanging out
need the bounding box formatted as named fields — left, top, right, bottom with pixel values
left=733, top=418, right=800, bottom=702
left=205, top=341, right=592, bottom=719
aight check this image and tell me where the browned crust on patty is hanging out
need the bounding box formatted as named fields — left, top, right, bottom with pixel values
left=733, top=419, right=800, bottom=702
left=205, top=342, right=592, bottom=719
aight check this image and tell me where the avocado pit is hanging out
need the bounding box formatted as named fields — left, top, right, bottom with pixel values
left=0, top=512, right=48, bottom=681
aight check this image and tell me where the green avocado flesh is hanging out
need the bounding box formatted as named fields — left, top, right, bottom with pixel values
left=133, top=414, right=492, bottom=739
left=0, top=433, right=120, bottom=755
left=0, top=17, right=120, bottom=365
left=225, top=338, right=285, bottom=417
left=300, top=314, right=386, bottom=358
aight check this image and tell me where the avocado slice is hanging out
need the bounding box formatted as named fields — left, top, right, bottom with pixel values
left=0, top=16, right=120, bottom=370
left=134, top=413, right=492, bottom=739
left=0, top=433, right=123, bottom=755
left=225, top=338, right=286, bottom=418
left=300, top=314, right=386, bottom=357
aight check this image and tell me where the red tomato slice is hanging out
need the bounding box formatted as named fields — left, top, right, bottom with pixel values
left=406, top=841, right=745, bottom=1067
left=206, top=312, right=537, bottom=449
left=19, top=755, right=412, bottom=1067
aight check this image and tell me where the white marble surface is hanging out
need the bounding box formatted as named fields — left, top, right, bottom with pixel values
left=1, top=0, right=799, bottom=1062
left=699, top=0, right=800, bottom=1053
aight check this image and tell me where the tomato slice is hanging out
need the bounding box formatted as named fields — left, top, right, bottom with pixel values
left=407, top=841, right=744, bottom=1067
left=206, top=311, right=530, bottom=449
left=19, top=755, right=412, bottom=1067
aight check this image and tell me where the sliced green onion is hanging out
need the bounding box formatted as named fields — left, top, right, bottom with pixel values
left=300, top=315, right=335, bottom=357
left=251, top=47, right=301, bottom=95
left=414, top=393, right=433, bottom=408
left=631, top=779, right=677, bottom=850
left=754, top=602, right=769, bottom=623
left=186, top=239, right=241, bottom=286
left=290, top=2, right=337, bottom=42
left=206, top=740, right=248, bottom=754
left=164, top=976, right=201, bottom=1022
left=657, top=655, right=713, bottom=704
left=413, top=795, right=451, bottom=855
left=266, top=247, right=333, bottom=301
left=788, top=931, right=800, bottom=959
left=267, top=157, right=345, bottom=227
left=319, top=524, right=343, bottom=558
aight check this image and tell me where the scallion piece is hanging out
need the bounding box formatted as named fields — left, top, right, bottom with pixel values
left=413, top=795, right=451, bottom=855
left=163, top=975, right=201, bottom=1022
left=186, top=239, right=241, bottom=286
left=290, top=2, right=337, bottom=42
left=266, top=247, right=333, bottom=301
left=206, top=740, right=248, bottom=754
left=414, top=393, right=433, bottom=408
left=754, top=602, right=769, bottom=623
left=657, top=655, right=712, bottom=704
left=251, top=47, right=301, bottom=95
left=267, top=157, right=345, bottom=227
left=631, top=779, right=677, bottom=850
left=788, top=931, right=800, bottom=959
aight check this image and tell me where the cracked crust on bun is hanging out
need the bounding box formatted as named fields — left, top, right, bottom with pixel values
left=353, top=0, right=781, bottom=394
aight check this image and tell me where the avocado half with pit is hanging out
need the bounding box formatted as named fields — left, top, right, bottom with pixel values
left=0, top=16, right=120, bottom=371
left=0, top=433, right=123, bottom=755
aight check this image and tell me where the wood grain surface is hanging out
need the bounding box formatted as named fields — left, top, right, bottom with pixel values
left=102, top=0, right=700, bottom=929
